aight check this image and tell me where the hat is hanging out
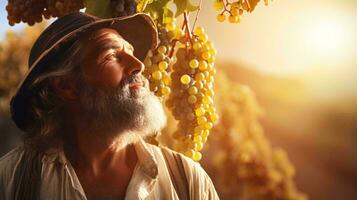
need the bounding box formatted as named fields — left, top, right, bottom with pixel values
left=10, top=12, right=158, bottom=132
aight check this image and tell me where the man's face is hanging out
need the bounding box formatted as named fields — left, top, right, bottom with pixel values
left=74, top=28, right=166, bottom=138
left=81, top=28, right=144, bottom=93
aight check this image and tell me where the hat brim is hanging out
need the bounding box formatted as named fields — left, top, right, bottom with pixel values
left=11, top=13, right=158, bottom=132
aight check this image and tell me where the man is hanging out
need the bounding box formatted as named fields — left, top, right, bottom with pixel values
left=0, top=12, right=219, bottom=200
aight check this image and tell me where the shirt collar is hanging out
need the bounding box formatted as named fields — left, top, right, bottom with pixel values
left=134, top=137, right=158, bottom=179
left=41, top=137, right=159, bottom=199
left=42, top=137, right=159, bottom=177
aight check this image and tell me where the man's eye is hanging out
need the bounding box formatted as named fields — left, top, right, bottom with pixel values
left=105, top=53, right=120, bottom=61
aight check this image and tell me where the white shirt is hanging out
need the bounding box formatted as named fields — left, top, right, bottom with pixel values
left=0, top=138, right=219, bottom=200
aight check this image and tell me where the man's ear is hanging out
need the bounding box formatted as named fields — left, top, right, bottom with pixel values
left=51, top=77, right=78, bottom=101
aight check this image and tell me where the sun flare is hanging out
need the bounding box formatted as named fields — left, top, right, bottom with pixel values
left=305, top=17, right=351, bottom=59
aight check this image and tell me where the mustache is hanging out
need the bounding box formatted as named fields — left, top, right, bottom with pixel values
left=118, top=74, right=148, bottom=90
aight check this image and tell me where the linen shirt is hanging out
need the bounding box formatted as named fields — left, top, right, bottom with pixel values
left=0, top=138, right=219, bottom=200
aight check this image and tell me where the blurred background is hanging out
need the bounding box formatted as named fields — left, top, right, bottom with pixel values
left=0, top=0, right=356, bottom=200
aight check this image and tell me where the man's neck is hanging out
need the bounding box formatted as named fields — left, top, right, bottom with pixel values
left=63, top=129, right=138, bottom=177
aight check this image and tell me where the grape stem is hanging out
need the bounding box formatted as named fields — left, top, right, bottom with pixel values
left=168, top=21, right=186, bottom=58
left=183, top=12, right=192, bottom=40
left=191, top=0, right=203, bottom=31
left=183, top=12, right=194, bottom=51
left=222, top=0, right=228, bottom=10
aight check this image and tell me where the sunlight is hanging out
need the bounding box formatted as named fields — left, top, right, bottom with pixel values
left=304, top=16, right=352, bottom=61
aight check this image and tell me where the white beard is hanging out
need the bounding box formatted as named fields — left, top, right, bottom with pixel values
left=78, top=74, right=167, bottom=143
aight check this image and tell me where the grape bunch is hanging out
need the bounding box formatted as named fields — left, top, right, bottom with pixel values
left=214, top=0, right=270, bottom=23
left=6, top=0, right=84, bottom=26
left=6, top=0, right=47, bottom=26
left=166, top=27, right=218, bottom=161
left=45, top=0, right=84, bottom=18
left=143, top=20, right=178, bottom=98
left=110, top=0, right=137, bottom=17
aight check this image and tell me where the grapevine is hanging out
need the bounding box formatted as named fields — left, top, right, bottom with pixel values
left=4, top=0, right=274, bottom=161
left=214, top=0, right=272, bottom=23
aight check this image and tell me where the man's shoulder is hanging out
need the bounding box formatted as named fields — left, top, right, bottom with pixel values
left=0, top=146, right=25, bottom=175
left=144, top=142, right=207, bottom=176
left=144, top=142, right=220, bottom=199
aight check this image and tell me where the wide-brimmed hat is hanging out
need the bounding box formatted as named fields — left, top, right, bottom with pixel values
left=10, top=11, right=158, bottom=132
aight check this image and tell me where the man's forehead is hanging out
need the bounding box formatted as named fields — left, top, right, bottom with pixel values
left=83, top=28, right=134, bottom=50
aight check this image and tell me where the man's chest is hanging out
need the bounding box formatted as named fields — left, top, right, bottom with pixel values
left=76, top=170, right=132, bottom=200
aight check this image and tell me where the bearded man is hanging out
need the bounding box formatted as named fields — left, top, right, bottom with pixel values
left=0, top=12, right=219, bottom=200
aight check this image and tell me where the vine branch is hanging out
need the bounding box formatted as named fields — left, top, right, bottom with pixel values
left=191, top=0, right=203, bottom=31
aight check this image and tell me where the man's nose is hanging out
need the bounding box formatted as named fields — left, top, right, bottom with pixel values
left=125, top=54, right=145, bottom=75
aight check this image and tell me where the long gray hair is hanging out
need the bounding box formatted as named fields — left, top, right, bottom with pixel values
left=25, top=40, right=84, bottom=152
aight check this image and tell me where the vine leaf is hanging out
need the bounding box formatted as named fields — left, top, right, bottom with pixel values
left=163, top=6, right=174, bottom=19
left=174, top=0, right=199, bottom=17
left=144, top=0, right=170, bottom=22
left=83, top=0, right=112, bottom=18
left=247, top=0, right=261, bottom=12
left=136, top=0, right=154, bottom=12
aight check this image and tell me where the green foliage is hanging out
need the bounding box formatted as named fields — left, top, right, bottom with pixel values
left=173, top=0, right=199, bottom=17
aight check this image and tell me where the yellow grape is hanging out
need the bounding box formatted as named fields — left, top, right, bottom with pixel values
left=158, top=61, right=168, bottom=70
left=195, top=107, right=206, bottom=116
left=188, top=95, right=198, bottom=104
left=197, top=116, right=208, bottom=125
left=158, top=45, right=167, bottom=54
left=152, top=71, right=162, bottom=80
left=217, top=13, right=226, bottom=22
left=188, top=86, right=198, bottom=95
left=180, top=74, right=191, bottom=84
left=192, top=151, right=202, bottom=161
left=189, top=59, right=199, bottom=69
left=202, top=52, right=211, bottom=60
left=204, top=122, right=213, bottom=130
left=231, top=7, right=239, bottom=16
left=194, top=142, right=204, bottom=151
left=193, top=135, right=202, bottom=143
left=213, top=0, right=224, bottom=11
left=199, top=60, right=208, bottom=71
left=194, top=27, right=205, bottom=36
left=161, top=86, right=171, bottom=95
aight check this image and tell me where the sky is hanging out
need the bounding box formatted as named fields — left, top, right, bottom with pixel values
left=1, top=0, right=357, bottom=98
